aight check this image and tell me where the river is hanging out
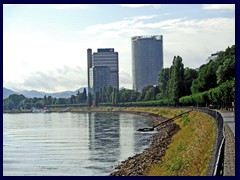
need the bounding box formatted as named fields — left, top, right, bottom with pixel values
left=3, top=112, right=156, bottom=176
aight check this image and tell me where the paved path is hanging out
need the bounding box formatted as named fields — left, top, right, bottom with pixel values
left=218, top=111, right=235, bottom=176
left=219, top=111, right=235, bottom=136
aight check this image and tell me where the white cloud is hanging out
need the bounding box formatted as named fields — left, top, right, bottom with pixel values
left=202, top=4, right=235, bottom=11
left=80, top=16, right=234, bottom=70
left=125, top=15, right=159, bottom=20
left=119, top=71, right=132, bottom=89
left=4, top=66, right=87, bottom=93
left=119, top=4, right=162, bottom=9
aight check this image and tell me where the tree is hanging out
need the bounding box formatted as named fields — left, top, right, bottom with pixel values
left=112, top=88, right=119, bottom=105
left=82, top=88, right=87, bottom=103
left=54, top=98, right=68, bottom=105
left=24, top=102, right=32, bottom=110
left=158, top=68, right=170, bottom=99
left=6, top=94, right=26, bottom=110
left=93, top=92, right=99, bottom=107
left=34, top=101, right=44, bottom=108
left=144, top=87, right=156, bottom=101
left=137, top=85, right=154, bottom=101
left=47, top=96, right=53, bottom=105
left=44, top=95, right=47, bottom=106
left=183, top=68, right=198, bottom=96
left=76, top=93, right=82, bottom=104
left=216, top=58, right=235, bottom=85
left=70, top=95, right=76, bottom=104
left=119, top=89, right=139, bottom=102
left=167, top=56, right=185, bottom=104
left=87, top=93, right=93, bottom=107
left=191, top=61, right=217, bottom=94
left=3, top=99, right=14, bottom=110
left=114, top=89, right=119, bottom=105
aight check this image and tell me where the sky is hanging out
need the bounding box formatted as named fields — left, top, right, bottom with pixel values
left=3, top=4, right=235, bottom=93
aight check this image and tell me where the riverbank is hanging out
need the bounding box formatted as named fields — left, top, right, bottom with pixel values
left=4, top=107, right=216, bottom=175
left=108, top=108, right=216, bottom=176
left=111, top=120, right=180, bottom=175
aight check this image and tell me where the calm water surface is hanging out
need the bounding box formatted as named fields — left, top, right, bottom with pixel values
left=3, top=112, right=156, bottom=176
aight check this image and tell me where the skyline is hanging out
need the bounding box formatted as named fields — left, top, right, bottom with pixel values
left=3, top=4, right=235, bottom=93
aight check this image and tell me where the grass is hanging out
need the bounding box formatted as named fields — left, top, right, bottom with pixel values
left=146, top=110, right=216, bottom=176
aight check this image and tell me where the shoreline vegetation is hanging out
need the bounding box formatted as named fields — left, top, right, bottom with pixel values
left=4, top=107, right=216, bottom=176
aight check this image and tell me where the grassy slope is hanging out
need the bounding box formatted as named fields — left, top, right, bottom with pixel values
left=146, top=110, right=216, bottom=176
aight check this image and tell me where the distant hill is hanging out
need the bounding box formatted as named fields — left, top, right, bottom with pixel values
left=17, top=90, right=46, bottom=98
left=3, top=87, right=87, bottom=99
left=3, top=87, right=19, bottom=99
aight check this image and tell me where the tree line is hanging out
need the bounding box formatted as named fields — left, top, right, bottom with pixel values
left=3, top=89, right=88, bottom=110
left=3, top=45, right=235, bottom=111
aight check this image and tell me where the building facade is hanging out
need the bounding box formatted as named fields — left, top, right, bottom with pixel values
left=206, top=52, right=221, bottom=63
left=87, top=48, right=119, bottom=94
left=132, top=35, right=163, bottom=92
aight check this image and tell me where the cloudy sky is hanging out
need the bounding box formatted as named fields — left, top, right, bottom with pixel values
left=3, top=4, right=235, bottom=92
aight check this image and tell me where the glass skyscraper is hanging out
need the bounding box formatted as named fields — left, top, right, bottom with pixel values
left=132, top=35, right=163, bottom=92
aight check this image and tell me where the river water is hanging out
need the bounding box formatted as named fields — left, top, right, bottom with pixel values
left=3, top=112, right=156, bottom=176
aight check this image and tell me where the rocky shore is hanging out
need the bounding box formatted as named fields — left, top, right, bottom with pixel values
left=110, top=112, right=180, bottom=176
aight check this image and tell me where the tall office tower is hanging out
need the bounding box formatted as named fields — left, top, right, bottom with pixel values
left=132, top=35, right=163, bottom=92
left=87, top=48, right=119, bottom=94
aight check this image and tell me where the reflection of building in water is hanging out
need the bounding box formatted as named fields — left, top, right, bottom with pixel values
left=88, top=113, right=95, bottom=150
left=119, top=113, right=135, bottom=161
left=88, top=112, right=120, bottom=164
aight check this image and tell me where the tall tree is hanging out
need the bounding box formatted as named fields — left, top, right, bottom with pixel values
left=81, top=88, right=87, bottom=103
left=167, top=56, right=185, bottom=104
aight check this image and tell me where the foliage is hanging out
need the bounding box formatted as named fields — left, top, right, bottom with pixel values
left=183, top=68, right=198, bottom=96
left=179, top=80, right=234, bottom=109
left=158, top=68, right=170, bottom=99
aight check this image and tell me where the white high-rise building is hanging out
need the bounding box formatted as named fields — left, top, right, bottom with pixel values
left=132, top=35, right=163, bottom=92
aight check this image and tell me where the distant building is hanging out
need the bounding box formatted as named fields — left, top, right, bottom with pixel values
left=132, top=35, right=163, bottom=92
left=87, top=48, right=119, bottom=94
left=206, top=52, right=221, bottom=63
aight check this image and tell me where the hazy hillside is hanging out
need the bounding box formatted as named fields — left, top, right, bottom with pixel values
left=3, top=87, right=88, bottom=98
left=3, top=87, right=19, bottom=99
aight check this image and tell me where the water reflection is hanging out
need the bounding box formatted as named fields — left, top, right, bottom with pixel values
left=3, top=112, right=155, bottom=176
